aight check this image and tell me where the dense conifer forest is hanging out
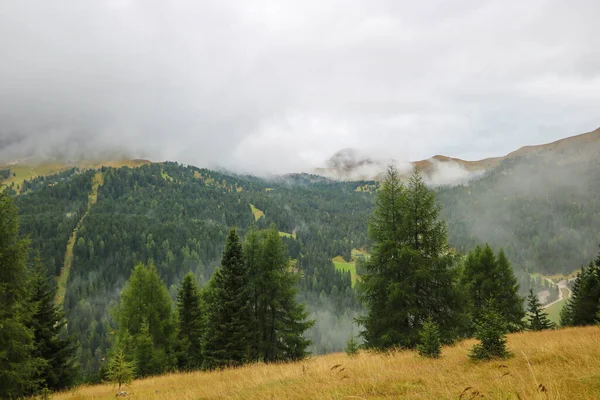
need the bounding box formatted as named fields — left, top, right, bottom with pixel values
left=2, top=151, right=600, bottom=395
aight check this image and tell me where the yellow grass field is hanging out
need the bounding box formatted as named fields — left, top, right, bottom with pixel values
left=52, top=326, right=600, bottom=400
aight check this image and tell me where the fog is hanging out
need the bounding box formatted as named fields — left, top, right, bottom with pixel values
left=1, top=0, right=599, bottom=175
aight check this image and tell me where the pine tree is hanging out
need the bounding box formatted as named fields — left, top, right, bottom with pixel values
left=106, top=348, right=135, bottom=390
left=417, top=316, right=442, bottom=358
left=560, top=262, right=600, bottom=327
left=460, top=245, right=525, bottom=334
left=248, top=228, right=314, bottom=362
left=0, top=192, right=41, bottom=397
left=357, top=167, right=464, bottom=350
left=203, top=228, right=253, bottom=369
left=115, top=262, right=176, bottom=376
left=28, top=257, right=79, bottom=390
left=469, top=302, right=510, bottom=361
left=176, top=272, right=205, bottom=370
left=526, top=288, right=554, bottom=331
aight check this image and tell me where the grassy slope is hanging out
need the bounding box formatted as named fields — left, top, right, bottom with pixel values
left=333, top=249, right=368, bottom=285
left=54, top=172, right=104, bottom=305
left=249, top=204, right=264, bottom=221
left=54, top=326, right=600, bottom=400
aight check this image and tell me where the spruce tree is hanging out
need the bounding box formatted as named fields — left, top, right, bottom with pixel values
left=460, top=245, right=525, bottom=333
left=248, top=228, right=314, bottom=362
left=116, top=262, right=176, bottom=376
left=176, top=272, right=205, bottom=370
left=0, top=192, right=40, bottom=397
left=526, top=288, right=554, bottom=331
left=417, top=316, right=442, bottom=358
left=560, top=262, right=600, bottom=327
left=357, top=167, right=464, bottom=350
left=203, top=228, right=253, bottom=369
left=28, top=258, right=79, bottom=390
left=469, top=302, right=510, bottom=361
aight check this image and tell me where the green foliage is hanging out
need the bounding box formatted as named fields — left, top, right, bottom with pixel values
left=0, top=192, right=41, bottom=397
left=203, top=228, right=254, bottom=369
left=560, top=259, right=600, bottom=327
left=246, top=227, right=314, bottom=362
left=28, top=257, right=79, bottom=390
left=357, top=167, right=464, bottom=350
left=106, top=348, right=135, bottom=390
left=417, top=316, right=442, bottom=359
left=469, top=303, right=510, bottom=361
left=176, top=272, right=205, bottom=370
left=345, top=332, right=359, bottom=357
left=116, top=262, right=176, bottom=377
left=526, top=288, right=555, bottom=331
left=460, top=245, right=525, bottom=333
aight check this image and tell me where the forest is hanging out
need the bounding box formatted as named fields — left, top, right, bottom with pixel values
left=2, top=150, right=600, bottom=395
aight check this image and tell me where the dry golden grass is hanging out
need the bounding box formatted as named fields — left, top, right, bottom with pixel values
left=52, top=326, right=600, bottom=400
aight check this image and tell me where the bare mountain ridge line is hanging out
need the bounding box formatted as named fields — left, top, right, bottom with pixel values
left=317, top=126, right=600, bottom=181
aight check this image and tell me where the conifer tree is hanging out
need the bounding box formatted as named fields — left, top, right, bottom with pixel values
left=203, top=228, right=253, bottom=369
left=417, top=316, right=442, bottom=358
left=249, top=228, right=314, bottom=362
left=560, top=262, right=600, bottom=327
left=460, top=245, right=525, bottom=333
left=28, top=258, right=79, bottom=390
left=0, top=192, right=41, bottom=397
left=176, top=272, right=205, bottom=370
left=526, top=287, right=554, bottom=331
left=116, top=262, right=176, bottom=376
left=357, top=167, right=464, bottom=350
left=106, top=348, right=135, bottom=390
left=469, top=302, right=510, bottom=361
left=345, top=330, right=359, bottom=357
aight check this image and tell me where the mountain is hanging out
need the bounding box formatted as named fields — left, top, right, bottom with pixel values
left=2, top=126, right=600, bottom=382
left=317, top=127, right=600, bottom=183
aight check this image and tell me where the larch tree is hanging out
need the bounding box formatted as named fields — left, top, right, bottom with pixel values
left=357, top=166, right=464, bottom=350
left=115, top=262, right=176, bottom=377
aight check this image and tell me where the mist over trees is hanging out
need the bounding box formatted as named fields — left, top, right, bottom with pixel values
left=3, top=153, right=600, bottom=388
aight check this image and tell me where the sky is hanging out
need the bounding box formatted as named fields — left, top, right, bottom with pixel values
left=0, top=0, right=599, bottom=175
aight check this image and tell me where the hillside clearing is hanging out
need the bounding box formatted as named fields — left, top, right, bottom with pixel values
left=249, top=204, right=264, bottom=221
left=333, top=249, right=369, bottom=286
left=52, top=326, right=600, bottom=400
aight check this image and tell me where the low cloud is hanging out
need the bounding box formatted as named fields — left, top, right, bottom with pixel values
left=1, top=1, right=599, bottom=175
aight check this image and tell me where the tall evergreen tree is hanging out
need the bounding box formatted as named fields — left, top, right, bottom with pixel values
left=28, top=258, right=79, bottom=390
left=115, top=262, right=176, bottom=377
left=176, top=272, right=205, bottom=370
left=249, top=228, right=314, bottom=362
left=560, top=262, right=600, bottom=327
left=460, top=245, right=525, bottom=333
left=203, top=228, right=253, bottom=369
left=526, top=288, right=554, bottom=331
left=357, top=167, right=464, bottom=350
left=0, top=192, right=41, bottom=397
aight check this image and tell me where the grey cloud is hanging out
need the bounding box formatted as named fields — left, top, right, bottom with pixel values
left=0, top=0, right=599, bottom=174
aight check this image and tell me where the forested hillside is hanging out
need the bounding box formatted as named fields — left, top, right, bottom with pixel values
left=9, top=162, right=373, bottom=380
left=4, top=148, right=600, bottom=383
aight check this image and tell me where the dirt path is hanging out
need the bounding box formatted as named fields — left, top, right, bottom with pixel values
left=543, top=279, right=571, bottom=310
left=54, top=172, right=103, bottom=305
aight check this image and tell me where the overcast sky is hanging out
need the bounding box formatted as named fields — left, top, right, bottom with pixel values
left=0, top=0, right=598, bottom=174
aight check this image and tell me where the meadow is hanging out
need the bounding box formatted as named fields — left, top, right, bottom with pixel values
left=51, top=326, right=600, bottom=400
